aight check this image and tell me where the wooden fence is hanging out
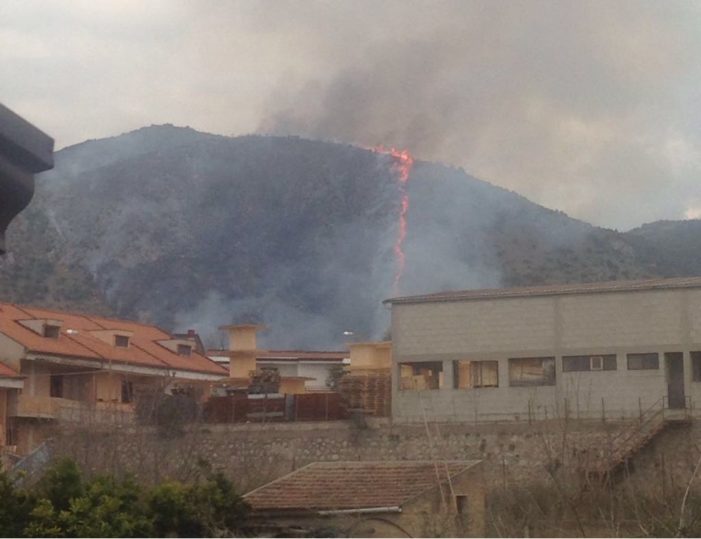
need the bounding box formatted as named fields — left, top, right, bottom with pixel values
left=203, top=392, right=348, bottom=424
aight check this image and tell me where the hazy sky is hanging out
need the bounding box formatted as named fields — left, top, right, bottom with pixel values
left=2, top=0, right=700, bottom=230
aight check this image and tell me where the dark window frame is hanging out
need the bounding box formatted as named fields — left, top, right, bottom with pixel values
left=562, top=354, right=617, bottom=372
left=114, top=335, right=130, bottom=348
left=627, top=353, right=659, bottom=370
left=691, top=352, right=701, bottom=382
left=43, top=324, right=60, bottom=339
left=456, top=495, right=468, bottom=514
left=399, top=361, right=444, bottom=390
left=177, top=344, right=192, bottom=357
left=50, top=374, right=64, bottom=398
left=453, top=360, right=499, bottom=389
left=121, top=380, right=134, bottom=403
left=508, top=357, right=556, bottom=387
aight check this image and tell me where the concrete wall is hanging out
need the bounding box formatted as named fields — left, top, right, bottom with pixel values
left=22, top=360, right=51, bottom=397
left=0, top=389, right=7, bottom=445
left=392, top=288, right=701, bottom=422
left=0, top=333, right=25, bottom=371
left=297, top=362, right=334, bottom=390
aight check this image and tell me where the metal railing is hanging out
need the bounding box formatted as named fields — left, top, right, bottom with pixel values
left=592, top=395, right=692, bottom=477
left=606, top=397, right=666, bottom=453
left=10, top=439, right=52, bottom=486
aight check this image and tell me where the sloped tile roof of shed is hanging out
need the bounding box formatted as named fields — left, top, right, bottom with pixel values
left=0, top=303, right=227, bottom=376
left=385, top=276, right=701, bottom=305
left=244, top=460, right=480, bottom=512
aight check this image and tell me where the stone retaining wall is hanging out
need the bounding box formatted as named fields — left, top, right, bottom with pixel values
left=46, top=417, right=665, bottom=492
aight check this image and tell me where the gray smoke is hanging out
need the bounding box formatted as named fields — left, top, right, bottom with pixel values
left=254, top=1, right=701, bottom=230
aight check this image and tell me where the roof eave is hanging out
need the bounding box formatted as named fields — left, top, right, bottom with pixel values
left=385, top=277, right=701, bottom=305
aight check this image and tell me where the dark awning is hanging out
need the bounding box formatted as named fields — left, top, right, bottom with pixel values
left=0, top=103, right=54, bottom=253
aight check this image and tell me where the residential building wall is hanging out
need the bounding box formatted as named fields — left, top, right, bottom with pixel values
left=297, top=363, right=334, bottom=390
left=0, top=333, right=24, bottom=371
left=0, top=389, right=8, bottom=446
left=392, top=288, right=701, bottom=422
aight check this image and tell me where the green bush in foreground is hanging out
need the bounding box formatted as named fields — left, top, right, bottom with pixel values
left=1, top=458, right=249, bottom=538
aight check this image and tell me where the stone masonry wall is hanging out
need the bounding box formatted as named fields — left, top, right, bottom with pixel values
left=44, top=417, right=695, bottom=493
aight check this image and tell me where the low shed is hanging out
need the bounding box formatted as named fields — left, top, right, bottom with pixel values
left=244, top=460, right=485, bottom=537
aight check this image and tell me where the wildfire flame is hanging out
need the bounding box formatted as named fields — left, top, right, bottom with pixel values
left=373, top=146, right=414, bottom=295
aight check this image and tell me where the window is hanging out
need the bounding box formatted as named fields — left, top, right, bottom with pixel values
left=399, top=361, right=443, bottom=390
left=627, top=353, right=659, bottom=370
left=114, top=335, right=130, bottom=348
left=50, top=375, right=64, bottom=398
left=121, top=380, right=134, bottom=403
left=43, top=324, right=60, bottom=338
left=509, top=357, right=555, bottom=387
left=454, top=360, right=498, bottom=388
left=456, top=495, right=468, bottom=514
left=177, top=344, right=192, bottom=357
left=563, top=355, right=616, bottom=372
left=692, top=352, right=701, bottom=381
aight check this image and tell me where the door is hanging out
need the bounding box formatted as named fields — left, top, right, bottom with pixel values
left=665, top=352, right=685, bottom=409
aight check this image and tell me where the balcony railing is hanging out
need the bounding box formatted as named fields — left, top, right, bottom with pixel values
left=9, top=394, right=135, bottom=424
left=9, top=395, right=58, bottom=419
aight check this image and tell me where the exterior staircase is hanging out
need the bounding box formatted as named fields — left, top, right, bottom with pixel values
left=582, top=398, right=691, bottom=483
left=9, top=439, right=53, bottom=486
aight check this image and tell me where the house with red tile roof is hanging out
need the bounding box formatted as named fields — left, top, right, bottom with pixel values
left=208, top=325, right=349, bottom=394
left=0, top=302, right=227, bottom=454
left=208, top=347, right=349, bottom=393
left=243, top=460, right=485, bottom=537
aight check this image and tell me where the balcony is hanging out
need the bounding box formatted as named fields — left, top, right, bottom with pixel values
left=9, top=394, right=135, bottom=424
left=9, top=395, right=58, bottom=419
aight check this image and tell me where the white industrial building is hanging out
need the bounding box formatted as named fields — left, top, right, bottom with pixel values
left=386, top=277, right=701, bottom=423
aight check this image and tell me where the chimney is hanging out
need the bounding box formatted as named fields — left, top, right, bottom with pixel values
left=186, top=329, right=196, bottom=339
left=348, top=341, right=392, bottom=372
left=218, top=324, right=264, bottom=380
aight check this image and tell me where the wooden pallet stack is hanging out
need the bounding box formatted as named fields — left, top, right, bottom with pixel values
left=339, top=370, right=391, bottom=417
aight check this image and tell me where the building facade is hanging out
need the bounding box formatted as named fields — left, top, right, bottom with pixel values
left=0, top=302, right=227, bottom=454
left=244, top=460, right=485, bottom=537
left=208, top=325, right=348, bottom=394
left=387, top=277, right=701, bottom=423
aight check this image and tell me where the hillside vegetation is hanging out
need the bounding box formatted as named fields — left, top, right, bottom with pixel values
left=0, top=126, right=697, bottom=347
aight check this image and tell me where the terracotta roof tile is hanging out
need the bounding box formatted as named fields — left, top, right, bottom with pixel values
left=0, top=303, right=226, bottom=376
left=244, top=460, right=480, bottom=512
left=385, top=276, right=701, bottom=305
left=0, top=362, right=20, bottom=378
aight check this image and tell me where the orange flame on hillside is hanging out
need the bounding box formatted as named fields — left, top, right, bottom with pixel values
left=373, top=146, right=414, bottom=295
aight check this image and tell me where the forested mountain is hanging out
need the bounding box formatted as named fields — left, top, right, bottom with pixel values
left=0, top=125, right=697, bottom=347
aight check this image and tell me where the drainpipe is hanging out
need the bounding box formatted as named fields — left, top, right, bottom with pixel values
left=0, top=103, right=54, bottom=254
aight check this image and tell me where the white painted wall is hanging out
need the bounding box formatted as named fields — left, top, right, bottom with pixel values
left=392, top=288, right=701, bottom=422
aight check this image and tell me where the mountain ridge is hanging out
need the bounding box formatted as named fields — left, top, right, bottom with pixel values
left=0, top=126, right=698, bottom=348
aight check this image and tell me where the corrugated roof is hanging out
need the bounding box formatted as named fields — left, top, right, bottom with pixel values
left=0, top=303, right=227, bottom=376
left=244, top=460, right=480, bottom=512
left=385, top=276, right=701, bottom=305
